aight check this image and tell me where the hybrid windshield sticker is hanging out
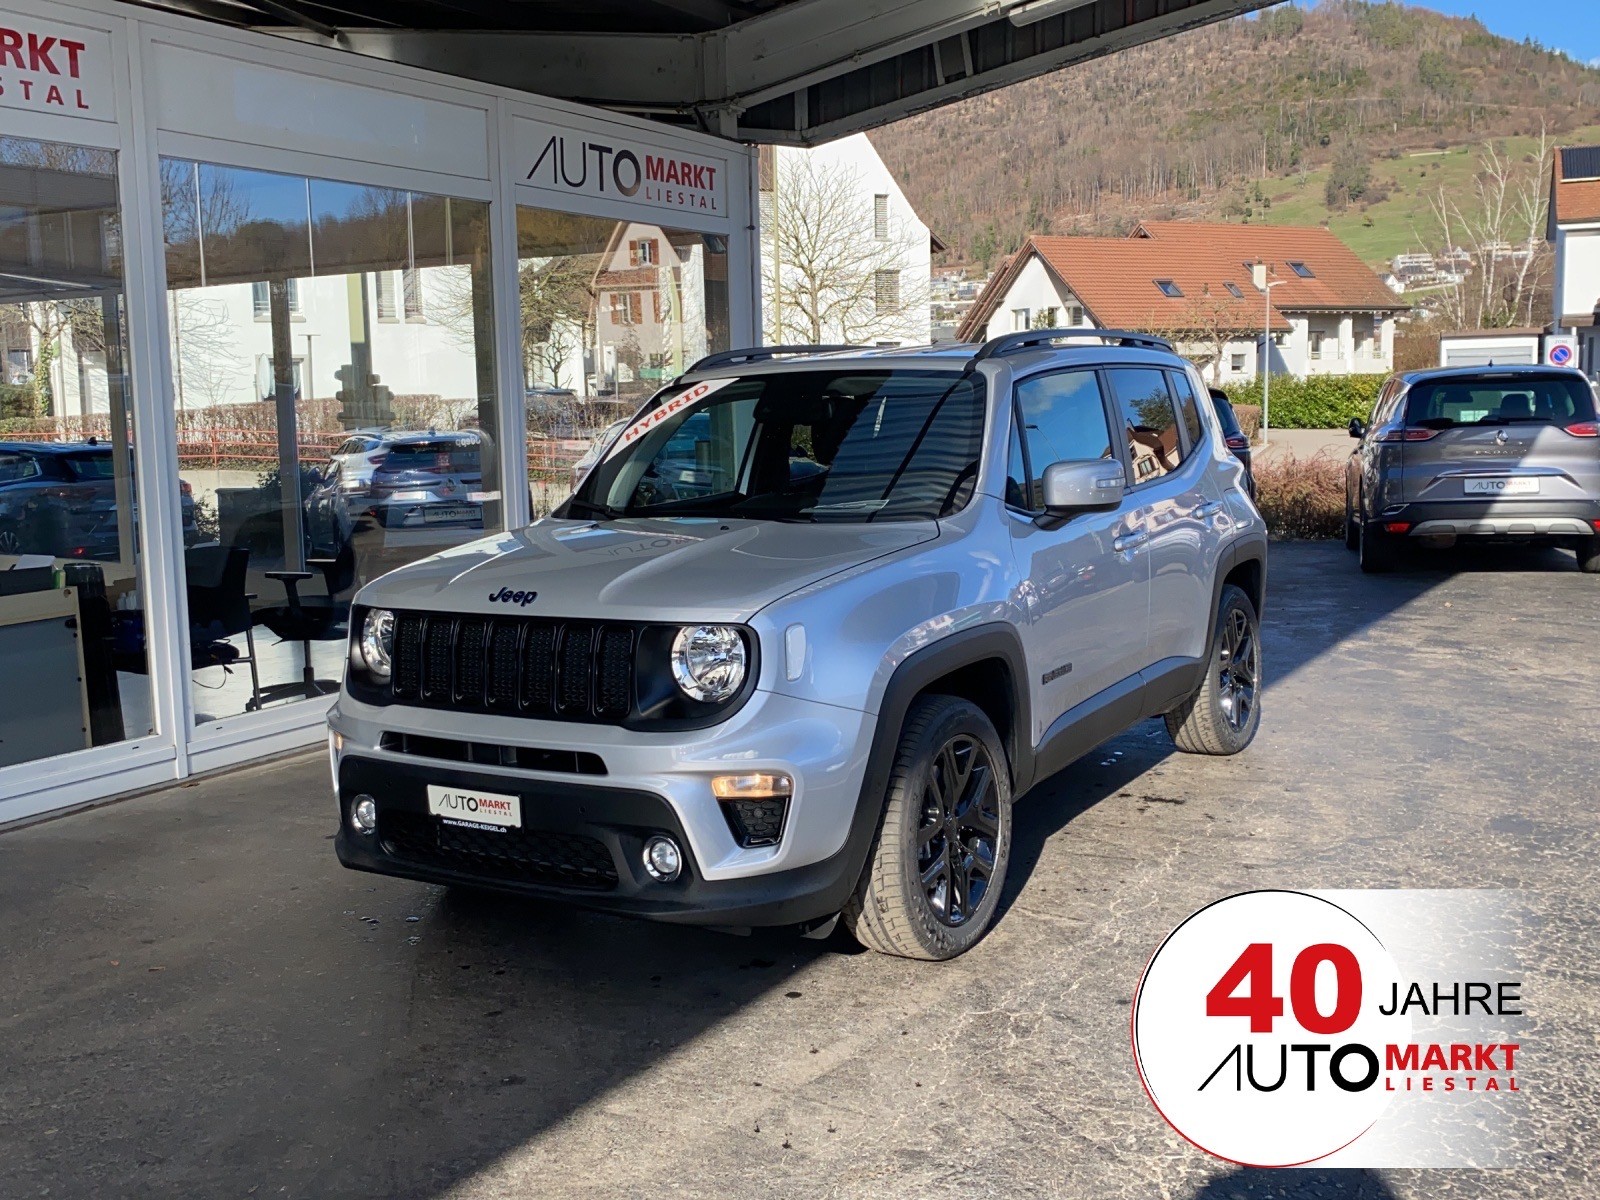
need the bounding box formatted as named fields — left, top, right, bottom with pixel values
left=603, top=377, right=736, bottom=462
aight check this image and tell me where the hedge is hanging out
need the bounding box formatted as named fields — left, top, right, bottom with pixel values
left=1221, top=374, right=1385, bottom=431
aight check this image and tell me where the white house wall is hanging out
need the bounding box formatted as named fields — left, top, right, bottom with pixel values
left=764, top=134, right=931, bottom=346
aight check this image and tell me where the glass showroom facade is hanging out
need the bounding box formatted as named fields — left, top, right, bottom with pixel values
left=0, top=0, right=756, bottom=823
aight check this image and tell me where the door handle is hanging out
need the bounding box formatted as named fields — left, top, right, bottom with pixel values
left=1194, top=500, right=1224, bottom=519
left=1112, top=529, right=1148, bottom=553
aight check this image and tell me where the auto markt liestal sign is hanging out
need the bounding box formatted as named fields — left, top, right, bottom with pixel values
left=0, top=9, right=113, bottom=120
left=514, top=115, right=728, bottom=218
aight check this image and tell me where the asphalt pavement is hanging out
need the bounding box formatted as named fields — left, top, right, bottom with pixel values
left=2, top=540, right=1596, bottom=1200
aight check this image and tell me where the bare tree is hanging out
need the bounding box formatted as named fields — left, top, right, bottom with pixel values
left=1146, top=288, right=1256, bottom=384
left=1427, top=132, right=1552, bottom=330
left=168, top=290, right=247, bottom=411
left=518, top=256, right=596, bottom=391
left=764, top=154, right=927, bottom=345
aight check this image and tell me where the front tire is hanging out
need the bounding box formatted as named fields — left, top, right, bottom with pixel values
left=1165, top=584, right=1262, bottom=756
left=843, top=696, right=1012, bottom=961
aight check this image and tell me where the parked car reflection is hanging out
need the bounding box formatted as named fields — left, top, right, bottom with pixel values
left=309, top=430, right=484, bottom=537
left=0, top=439, right=199, bottom=559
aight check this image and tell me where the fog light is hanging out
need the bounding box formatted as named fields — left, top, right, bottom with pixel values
left=350, top=794, right=378, bottom=835
left=1383, top=521, right=1412, bottom=535
left=642, top=834, right=683, bottom=882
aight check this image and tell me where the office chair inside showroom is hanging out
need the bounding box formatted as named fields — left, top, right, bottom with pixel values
left=250, top=555, right=349, bottom=708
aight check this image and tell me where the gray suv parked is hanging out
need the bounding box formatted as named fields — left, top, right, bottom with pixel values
left=1345, top=365, right=1600, bottom=573
left=329, top=332, right=1267, bottom=959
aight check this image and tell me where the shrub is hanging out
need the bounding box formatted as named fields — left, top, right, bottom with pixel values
left=1253, top=452, right=1347, bottom=541
left=1232, top=404, right=1261, bottom=440
left=0, top=382, right=38, bottom=419
left=1222, top=374, right=1385, bottom=429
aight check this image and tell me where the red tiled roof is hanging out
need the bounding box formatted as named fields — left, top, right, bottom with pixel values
left=1551, top=146, right=1600, bottom=226
left=1131, top=221, right=1405, bottom=312
left=958, top=223, right=1402, bottom=341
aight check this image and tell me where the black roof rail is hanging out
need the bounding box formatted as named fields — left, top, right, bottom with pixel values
left=972, top=328, right=1175, bottom=362
left=686, top=344, right=867, bottom=373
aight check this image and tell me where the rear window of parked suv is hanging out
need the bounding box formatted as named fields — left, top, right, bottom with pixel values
left=1405, top=375, right=1597, bottom=428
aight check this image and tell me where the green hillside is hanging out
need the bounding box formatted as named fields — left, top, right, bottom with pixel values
left=1244, top=126, right=1600, bottom=265
left=873, top=1, right=1600, bottom=270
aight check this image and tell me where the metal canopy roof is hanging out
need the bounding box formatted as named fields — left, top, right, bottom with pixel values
left=126, top=0, right=1273, bottom=144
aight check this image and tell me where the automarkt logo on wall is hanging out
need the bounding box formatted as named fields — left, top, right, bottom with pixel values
left=515, top=116, right=727, bottom=216
left=0, top=9, right=112, bottom=118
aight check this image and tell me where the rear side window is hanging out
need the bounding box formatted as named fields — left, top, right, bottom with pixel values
left=1167, top=370, right=1206, bottom=449
left=1011, top=369, right=1114, bottom=510
left=1107, top=367, right=1184, bottom=484
left=1405, top=376, right=1597, bottom=427
left=63, top=453, right=117, bottom=480
left=0, top=452, right=41, bottom=483
left=1210, top=395, right=1244, bottom=439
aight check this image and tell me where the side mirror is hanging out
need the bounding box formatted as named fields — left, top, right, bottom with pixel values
left=1042, top=460, right=1126, bottom=515
left=1348, top=417, right=1367, bottom=440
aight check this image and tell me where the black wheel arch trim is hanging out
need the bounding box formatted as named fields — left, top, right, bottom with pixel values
left=1207, top=531, right=1267, bottom=654
left=820, top=624, right=1034, bottom=917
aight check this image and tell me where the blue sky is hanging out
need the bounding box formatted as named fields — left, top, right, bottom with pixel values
left=1311, top=0, right=1600, bottom=65
left=1406, top=0, right=1600, bottom=64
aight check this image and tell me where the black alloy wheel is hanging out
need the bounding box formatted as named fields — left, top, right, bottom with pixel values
left=1216, top=605, right=1258, bottom=734
left=916, top=734, right=1000, bottom=927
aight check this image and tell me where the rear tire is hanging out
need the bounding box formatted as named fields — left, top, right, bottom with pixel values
left=1579, top=535, right=1600, bottom=574
left=843, top=696, right=1012, bottom=961
left=1166, top=584, right=1262, bottom=756
left=1358, top=520, right=1397, bottom=574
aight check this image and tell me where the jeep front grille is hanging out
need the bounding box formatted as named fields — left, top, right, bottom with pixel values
left=388, top=611, right=635, bottom=723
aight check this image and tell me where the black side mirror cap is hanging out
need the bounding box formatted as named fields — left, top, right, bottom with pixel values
left=1348, top=418, right=1367, bottom=439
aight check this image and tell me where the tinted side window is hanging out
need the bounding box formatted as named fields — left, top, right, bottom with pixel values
left=1168, top=370, right=1205, bottom=450
left=0, top=452, right=41, bottom=483
left=1108, top=367, right=1182, bottom=484
left=1014, top=369, right=1115, bottom=510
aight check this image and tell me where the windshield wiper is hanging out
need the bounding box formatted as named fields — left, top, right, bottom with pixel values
left=563, top=497, right=622, bottom=520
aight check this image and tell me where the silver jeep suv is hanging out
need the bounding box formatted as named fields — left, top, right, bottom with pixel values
left=1345, top=365, right=1600, bottom=573
left=329, top=332, right=1267, bottom=960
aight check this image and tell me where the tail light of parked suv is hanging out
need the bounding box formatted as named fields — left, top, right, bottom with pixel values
left=1224, top=434, right=1250, bottom=451
left=1563, top=422, right=1599, bottom=438
left=1374, top=427, right=1441, bottom=443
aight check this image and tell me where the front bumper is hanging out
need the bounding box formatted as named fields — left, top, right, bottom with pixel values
left=1379, top=498, right=1600, bottom=540
left=334, top=755, right=858, bottom=926
left=327, top=686, right=877, bottom=926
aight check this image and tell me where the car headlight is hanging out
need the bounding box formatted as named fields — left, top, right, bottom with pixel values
left=359, top=608, right=395, bottom=681
left=670, top=625, right=747, bottom=703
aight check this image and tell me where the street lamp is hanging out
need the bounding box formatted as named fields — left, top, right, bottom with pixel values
left=1252, top=260, right=1286, bottom=446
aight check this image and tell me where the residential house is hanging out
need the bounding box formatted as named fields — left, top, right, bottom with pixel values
left=759, top=134, right=933, bottom=347
left=1549, top=144, right=1600, bottom=377
left=957, top=222, right=1406, bottom=382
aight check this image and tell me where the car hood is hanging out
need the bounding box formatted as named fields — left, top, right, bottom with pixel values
left=358, top=516, right=938, bottom=623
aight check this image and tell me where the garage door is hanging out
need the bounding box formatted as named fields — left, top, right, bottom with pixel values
left=1442, top=345, right=1539, bottom=367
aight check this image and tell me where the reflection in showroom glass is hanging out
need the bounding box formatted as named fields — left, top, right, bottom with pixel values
left=0, top=135, right=153, bottom=770
left=161, top=159, right=500, bottom=724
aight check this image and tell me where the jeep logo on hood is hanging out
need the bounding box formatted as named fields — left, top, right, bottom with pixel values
left=488, top=587, right=538, bottom=607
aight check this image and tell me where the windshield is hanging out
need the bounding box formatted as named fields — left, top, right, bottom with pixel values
left=1405, top=375, right=1597, bottom=428
left=566, top=369, right=986, bottom=523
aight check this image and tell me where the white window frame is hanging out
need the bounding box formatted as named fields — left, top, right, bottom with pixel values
left=0, top=0, right=760, bottom=822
